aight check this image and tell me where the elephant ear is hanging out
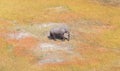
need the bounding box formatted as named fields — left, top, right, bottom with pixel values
left=64, top=33, right=69, bottom=39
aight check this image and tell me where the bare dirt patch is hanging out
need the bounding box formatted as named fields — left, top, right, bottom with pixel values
left=93, top=0, right=120, bottom=6
left=46, top=6, right=70, bottom=14
left=7, top=31, right=32, bottom=40
left=32, top=42, right=82, bottom=65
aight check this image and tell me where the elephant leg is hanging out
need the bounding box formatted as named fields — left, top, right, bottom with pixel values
left=50, top=33, right=56, bottom=41
left=63, top=38, right=65, bottom=41
left=50, top=33, right=53, bottom=38
left=52, top=34, right=56, bottom=41
left=67, top=32, right=70, bottom=41
left=61, top=34, right=65, bottom=41
left=67, top=35, right=70, bottom=41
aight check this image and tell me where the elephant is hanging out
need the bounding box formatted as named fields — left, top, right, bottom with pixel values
left=48, top=26, right=70, bottom=41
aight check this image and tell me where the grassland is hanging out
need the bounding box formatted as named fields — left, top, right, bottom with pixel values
left=0, top=0, right=120, bottom=71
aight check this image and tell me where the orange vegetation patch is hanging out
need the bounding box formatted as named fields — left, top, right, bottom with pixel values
left=0, top=19, right=13, bottom=27
left=0, top=20, right=13, bottom=38
left=76, top=45, right=108, bottom=56
left=0, top=29, right=9, bottom=38
left=8, top=36, right=39, bottom=48
left=7, top=36, right=39, bottom=56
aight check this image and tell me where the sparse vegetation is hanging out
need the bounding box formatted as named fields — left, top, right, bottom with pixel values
left=94, top=0, right=120, bottom=6
left=0, top=0, right=120, bottom=71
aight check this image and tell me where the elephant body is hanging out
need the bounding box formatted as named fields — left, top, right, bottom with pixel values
left=49, top=26, right=70, bottom=41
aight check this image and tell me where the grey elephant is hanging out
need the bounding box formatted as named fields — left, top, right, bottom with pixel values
left=48, top=26, right=70, bottom=41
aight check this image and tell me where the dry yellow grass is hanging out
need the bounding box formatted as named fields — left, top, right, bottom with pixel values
left=0, top=0, right=120, bottom=71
